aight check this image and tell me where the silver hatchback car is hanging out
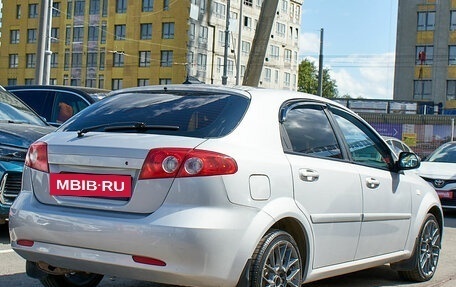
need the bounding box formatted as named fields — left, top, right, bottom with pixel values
left=9, top=85, right=442, bottom=287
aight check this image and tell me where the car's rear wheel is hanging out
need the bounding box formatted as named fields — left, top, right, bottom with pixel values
left=398, top=213, right=441, bottom=282
left=250, top=229, right=302, bottom=287
left=39, top=272, right=103, bottom=287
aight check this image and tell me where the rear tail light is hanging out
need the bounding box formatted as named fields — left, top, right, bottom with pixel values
left=139, top=148, right=237, bottom=179
left=25, top=142, right=49, bottom=173
left=17, top=239, right=35, bottom=247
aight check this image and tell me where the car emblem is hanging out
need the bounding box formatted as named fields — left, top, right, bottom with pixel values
left=433, top=179, right=445, bottom=188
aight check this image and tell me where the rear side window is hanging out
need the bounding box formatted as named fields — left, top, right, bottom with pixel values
left=281, top=104, right=342, bottom=159
left=61, top=91, right=249, bottom=138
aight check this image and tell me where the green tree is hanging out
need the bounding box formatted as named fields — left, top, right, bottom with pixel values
left=297, top=59, right=338, bottom=98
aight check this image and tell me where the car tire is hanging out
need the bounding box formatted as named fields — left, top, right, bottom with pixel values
left=39, top=273, right=104, bottom=287
left=250, top=229, right=302, bottom=287
left=398, top=213, right=441, bottom=282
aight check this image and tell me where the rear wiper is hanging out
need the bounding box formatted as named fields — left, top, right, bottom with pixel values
left=77, top=122, right=179, bottom=137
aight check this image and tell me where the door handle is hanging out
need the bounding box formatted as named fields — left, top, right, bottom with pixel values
left=366, top=177, right=380, bottom=189
left=299, top=169, right=319, bottom=182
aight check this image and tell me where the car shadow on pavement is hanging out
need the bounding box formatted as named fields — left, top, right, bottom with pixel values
left=0, top=273, right=43, bottom=287
left=444, top=210, right=456, bottom=228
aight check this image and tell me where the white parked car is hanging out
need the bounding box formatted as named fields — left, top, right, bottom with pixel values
left=418, top=141, right=456, bottom=210
left=9, top=85, right=443, bottom=287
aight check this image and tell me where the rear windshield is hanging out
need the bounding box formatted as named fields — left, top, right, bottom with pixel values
left=61, top=91, right=250, bottom=138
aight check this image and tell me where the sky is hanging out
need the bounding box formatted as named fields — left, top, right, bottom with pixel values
left=300, top=0, right=399, bottom=99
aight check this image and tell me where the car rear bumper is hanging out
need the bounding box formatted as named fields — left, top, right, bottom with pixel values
left=9, top=191, right=271, bottom=287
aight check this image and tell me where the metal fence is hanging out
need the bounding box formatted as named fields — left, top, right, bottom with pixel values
left=359, top=113, right=456, bottom=158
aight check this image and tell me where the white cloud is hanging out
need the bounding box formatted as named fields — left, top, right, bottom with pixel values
left=299, top=32, right=395, bottom=99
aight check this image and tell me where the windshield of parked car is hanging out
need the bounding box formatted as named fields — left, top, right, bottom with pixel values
left=0, top=91, right=47, bottom=126
left=60, top=91, right=250, bottom=138
left=425, top=143, right=456, bottom=163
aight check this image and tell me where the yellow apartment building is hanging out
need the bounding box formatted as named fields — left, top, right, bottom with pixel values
left=0, top=0, right=302, bottom=90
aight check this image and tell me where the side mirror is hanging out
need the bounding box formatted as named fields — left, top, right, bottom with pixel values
left=396, top=152, right=420, bottom=171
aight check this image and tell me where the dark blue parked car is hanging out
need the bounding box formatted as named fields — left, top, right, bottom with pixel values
left=0, top=86, right=55, bottom=224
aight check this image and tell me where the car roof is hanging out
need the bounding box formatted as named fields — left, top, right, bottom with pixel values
left=5, top=85, right=109, bottom=94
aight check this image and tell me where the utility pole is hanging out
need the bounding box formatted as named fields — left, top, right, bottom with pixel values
left=222, top=0, right=231, bottom=85
left=242, top=0, right=279, bottom=87
left=36, top=0, right=53, bottom=85
left=317, top=28, right=324, bottom=97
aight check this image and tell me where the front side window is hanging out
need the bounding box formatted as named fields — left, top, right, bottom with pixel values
left=281, top=104, right=342, bottom=159
left=332, top=107, right=392, bottom=169
left=417, top=11, right=435, bottom=31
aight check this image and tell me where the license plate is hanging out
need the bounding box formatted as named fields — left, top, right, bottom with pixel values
left=437, top=190, right=453, bottom=199
left=50, top=173, right=132, bottom=198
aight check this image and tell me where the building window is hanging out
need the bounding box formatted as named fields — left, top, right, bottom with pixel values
left=72, top=52, right=83, bottom=67
left=160, top=50, right=173, bottom=67
left=51, top=28, right=59, bottom=42
left=416, top=45, right=433, bottom=65
left=9, top=54, right=19, bottom=68
left=16, top=5, right=21, bottom=19
left=241, top=41, right=251, bottom=55
left=64, top=49, right=70, bottom=70
left=227, top=59, right=234, bottom=75
left=284, top=72, right=291, bottom=86
left=214, top=2, right=226, bottom=19
left=417, top=11, right=435, bottom=31
left=99, top=75, right=105, bottom=88
left=74, top=0, right=85, bottom=16
left=163, top=0, right=170, bottom=11
left=25, top=79, right=35, bottom=85
left=86, top=79, right=97, bottom=87
left=414, top=80, right=432, bottom=100
left=281, top=0, right=288, bottom=13
left=449, top=46, right=456, bottom=65
left=159, top=78, right=172, bottom=84
left=73, top=26, right=84, bottom=42
left=8, top=79, right=18, bottom=86
left=116, top=0, right=127, bottom=13
left=285, top=49, right=292, bottom=62
left=101, top=22, right=107, bottom=43
left=28, top=4, right=38, bottom=18
left=102, top=0, right=108, bottom=16
left=162, top=22, right=175, bottom=39
left=115, top=25, right=126, bottom=40
left=89, top=0, right=100, bottom=14
left=26, top=53, right=36, bottom=68
left=113, top=52, right=125, bottom=67
left=112, top=79, right=123, bottom=90
left=71, top=79, right=82, bottom=86
left=88, top=26, right=99, bottom=41
left=49, top=78, right=57, bottom=85
left=51, top=53, right=59, bottom=68
left=10, top=30, right=20, bottom=44
left=189, top=23, right=196, bottom=40
left=142, top=0, right=154, bottom=11
left=270, top=45, right=280, bottom=60
left=140, top=23, right=152, bottom=40
left=218, top=30, right=230, bottom=47
left=199, top=26, right=208, bottom=43
left=244, top=16, right=252, bottom=29
left=67, top=1, right=73, bottom=19
left=264, top=68, right=271, bottom=82
left=275, top=70, right=279, bottom=83
left=52, top=2, right=61, bottom=17
left=99, top=49, right=106, bottom=70
left=276, top=22, right=286, bottom=37
left=244, top=0, right=253, bottom=7
left=216, top=57, right=222, bottom=73
left=27, top=29, right=37, bottom=43
left=87, top=52, right=98, bottom=67
left=447, top=80, right=456, bottom=100
left=139, top=51, right=151, bottom=67
left=65, top=26, right=71, bottom=45
left=197, top=53, right=207, bottom=70
left=138, top=79, right=150, bottom=86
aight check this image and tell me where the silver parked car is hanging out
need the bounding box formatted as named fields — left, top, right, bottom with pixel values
left=9, top=85, right=443, bottom=287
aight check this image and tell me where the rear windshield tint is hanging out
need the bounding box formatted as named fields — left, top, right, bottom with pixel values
left=61, top=91, right=250, bottom=138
